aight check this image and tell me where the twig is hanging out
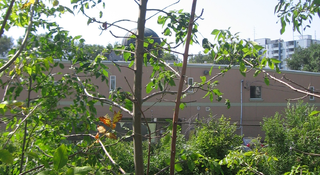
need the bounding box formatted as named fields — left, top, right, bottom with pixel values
left=98, top=140, right=126, bottom=174
left=146, top=0, right=180, bottom=21
left=19, top=151, right=84, bottom=175
left=3, top=102, right=43, bottom=149
left=193, top=9, right=204, bottom=23
left=20, top=76, right=32, bottom=173
left=242, top=59, right=320, bottom=98
left=112, top=61, right=135, bottom=72
left=73, top=72, right=132, bottom=115
left=291, top=147, right=320, bottom=156
left=155, top=160, right=186, bottom=175
left=286, top=94, right=308, bottom=101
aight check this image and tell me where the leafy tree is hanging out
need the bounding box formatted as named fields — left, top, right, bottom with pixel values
left=189, top=116, right=243, bottom=174
left=275, top=0, right=320, bottom=34
left=189, top=52, right=213, bottom=63
left=1, top=0, right=319, bottom=175
left=286, top=43, right=320, bottom=72
left=162, top=52, right=179, bottom=62
left=262, top=102, right=320, bottom=174
left=0, top=35, right=13, bottom=57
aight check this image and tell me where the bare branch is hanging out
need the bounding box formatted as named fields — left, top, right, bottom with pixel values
left=242, top=59, right=320, bottom=98
left=146, top=0, right=180, bottom=21
left=73, top=72, right=133, bottom=115
left=193, top=8, right=204, bottom=23
left=98, top=140, right=126, bottom=174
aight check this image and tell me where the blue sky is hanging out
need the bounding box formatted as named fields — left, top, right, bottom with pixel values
left=6, top=0, right=320, bottom=56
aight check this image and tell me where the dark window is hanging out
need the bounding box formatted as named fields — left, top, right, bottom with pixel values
left=250, top=86, right=261, bottom=98
left=309, top=86, right=314, bottom=100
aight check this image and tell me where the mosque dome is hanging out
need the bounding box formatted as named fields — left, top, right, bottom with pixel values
left=121, top=28, right=162, bottom=60
left=122, top=28, right=161, bottom=47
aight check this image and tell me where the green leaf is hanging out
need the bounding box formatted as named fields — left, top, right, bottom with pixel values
left=71, top=0, right=80, bottom=3
left=99, top=11, right=103, bottom=18
left=101, top=69, right=108, bottom=77
left=0, top=104, right=6, bottom=109
left=225, top=99, right=230, bottom=109
left=164, top=28, right=171, bottom=36
left=175, top=163, right=183, bottom=172
left=37, top=170, right=55, bottom=175
left=264, top=77, right=270, bottom=85
left=309, top=110, right=320, bottom=116
left=74, top=166, right=93, bottom=174
left=74, top=35, right=82, bottom=40
left=253, top=70, right=261, bottom=77
left=53, top=144, right=68, bottom=170
left=271, top=58, right=281, bottom=64
left=0, top=149, right=13, bottom=164
left=187, top=160, right=196, bottom=171
left=66, top=168, right=74, bottom=175
left=123, top=52, right=131, bottom=61
left=129, top=60, right=134, bottom=68
left=59, top=63, right=65, bottom=69
left=179, top=103, right=186, bottom=110
left=146, top=82, right=154, bottom=93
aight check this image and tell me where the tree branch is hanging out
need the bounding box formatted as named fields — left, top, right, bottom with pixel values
left=73, top=72, right=133, bottom=115
left=0, top=0, right=15, bottom=38
left=98, top=140, right=126, bottom=174
left=146, top=0, right=180, bottom=21
left=0, top=3, right=35, bottom=73
left=3, top=101, right=43, bottom=149
left=242, top=59, right=320, bottom=98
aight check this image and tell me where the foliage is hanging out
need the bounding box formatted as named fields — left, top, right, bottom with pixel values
left=0, top=0, right=315, bottom=174
left=0, top=35, right=14, bottom=57
left=188, top=115, right=243, bottom=174
left=286, top=43, right=320, bottom=72
left=275, top=0, right=320, bottom=34
left=162, top=52, right=179, bottom=62
left=188, top=52, right=213, bottom=63
left=262, top=102, right=320, bottom=174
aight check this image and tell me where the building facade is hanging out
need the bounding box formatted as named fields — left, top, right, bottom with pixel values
left=255, top=35, right=320, bottom=70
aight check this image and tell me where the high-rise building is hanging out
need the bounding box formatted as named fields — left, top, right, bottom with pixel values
left=255, top=35, right=320, bottom=70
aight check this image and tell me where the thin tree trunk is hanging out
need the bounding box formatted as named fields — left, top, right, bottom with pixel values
left=133, top=0, right=147, bottom=174
left=170, top=0, right=197, bottom=174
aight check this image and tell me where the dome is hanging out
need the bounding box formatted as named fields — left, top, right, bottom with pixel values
left=122, top=28, right=161, bottom=47
left=121, top=28, right=162, bottom=61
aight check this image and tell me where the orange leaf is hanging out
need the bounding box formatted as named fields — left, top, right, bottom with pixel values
left=95, top=133, right=99, bottom=139
left=105, top=132, right=117, bottom=140
left=97, top=125, right=106, bottom=134
left=112, top=111, right=123, bottom=124
left=99, top=114, right=112, bottom=128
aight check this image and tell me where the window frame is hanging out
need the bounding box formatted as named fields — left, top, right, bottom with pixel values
left=250, top=86, right=262, bottom=99
left=309, top=86, right=315, bottom=101
left=110, top=75, right=116, bottom=91
left=188, top=77, right=193, bottom=92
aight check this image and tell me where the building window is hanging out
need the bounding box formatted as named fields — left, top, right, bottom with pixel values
left=188, top=77, right=193, bottom=92
left=110, top=75, right=116, bottom=91
left=250, top=86, right=261, bottom=98
left=309, top=86, right=315, bottom=100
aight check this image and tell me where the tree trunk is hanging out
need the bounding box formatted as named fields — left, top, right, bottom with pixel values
left=133, top=0, right=147, bottom=174
left=170, top=0, right=197, bottom=174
